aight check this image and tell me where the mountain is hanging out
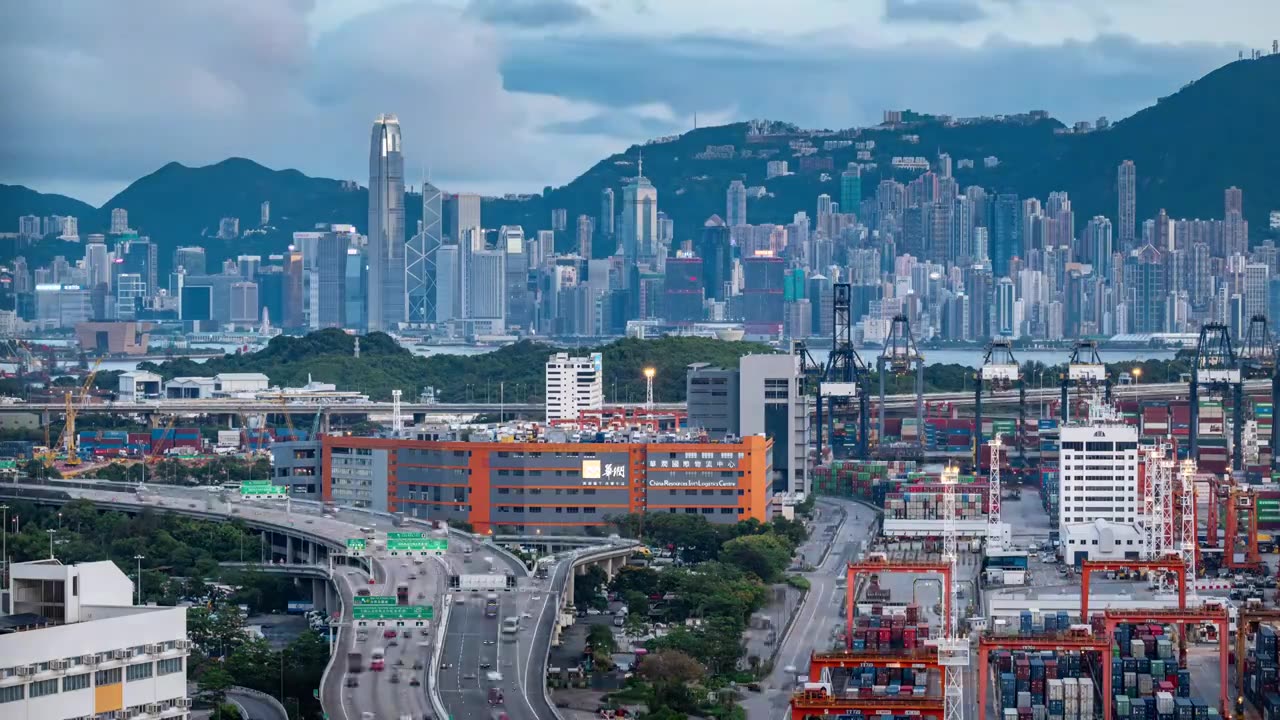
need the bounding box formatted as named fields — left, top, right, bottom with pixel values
left=4, top=55, right=1279, bottom=272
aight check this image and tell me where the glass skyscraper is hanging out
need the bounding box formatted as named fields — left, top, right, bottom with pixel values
left=367, top=114, right=405, bottom=332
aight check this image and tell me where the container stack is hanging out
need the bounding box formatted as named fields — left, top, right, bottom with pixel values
left=924, top=418, right=973, bottom=452
left=151, top=426, right=202, bottom=454
left=1244, top=624, right=1280, bottom=708
left=811, top=460, right=917, bottom=502
left=992, top=649, right=1094, bottom=720
left=1197, top=400, right=1229, bottom=474
left=77, top=430, right=129, bottom=458
left=1254, top=400, right=1273, bottom=471
left=1142, top=404, right=1170, bottom=439
left=884, top=489, right=987, bottom=521
left=1105, top=623, right=1219, bottom=719
left=1041, top=469, right=1060, bottom=527
left=848, top=608, right=932, bottom=651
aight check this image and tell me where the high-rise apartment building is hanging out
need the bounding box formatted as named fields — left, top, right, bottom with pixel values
left=1085, top=216, right=1113, bottom=278
left=172, top=247, right=206, bottom=276
left=1245, top=263, right=1270, bottom=321
left=726, top=180, right=747, bottom=228
left=993, top=193, right=1020, bottom=278
left=544, top=352, right=604, bottom=423
left=1117, top=160, right=1136, bottom=247
left=576, top=214, right=593, bottom=259
left=1225, top=186, right=1243, bottom=217
left=109, top=208, right=129, bottom=234
left=408, top=181, right=442, bottom=324
left=599, top=188, right=615, bottom=242
left=367, top=113, right=405, bottom=332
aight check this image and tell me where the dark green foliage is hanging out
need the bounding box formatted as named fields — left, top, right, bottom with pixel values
left=139, top=330, right=772, bottom=402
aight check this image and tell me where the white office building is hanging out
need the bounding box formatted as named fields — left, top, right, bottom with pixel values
left=0, top=559, right=190, bottom=719
left=739, top=353, right=811, bottom=495
left=1057, top=415, right=1141, bottom=530
left=545, top=352, right=604, bottom=423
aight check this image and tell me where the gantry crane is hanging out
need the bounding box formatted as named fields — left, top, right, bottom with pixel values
left=1060, top=339, right=1110, bottom=422
left=877, top=314, right=924, bottom=458
left=1224, top=484, right=1263, bottom=571
left=936, top=464, right=968, bottom=720
left=978, top=630, right=1111, bottom=720
left=811, top=283, right=872, bottom=460
left=973, top=337, right=1024, bottom=468
left=1190, top=322, right=1245, bottom=471
left=1240, top=314, right=1280, bottom=469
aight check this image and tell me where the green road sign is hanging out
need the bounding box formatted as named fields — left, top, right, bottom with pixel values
left=387, top=531, right=425, bottom=539
left=346, top=538, right=366, bottom=552
left=242, top=479, right=272, bottom=487
left=353, top=596, right=397, bottom=606
left=387, top=538, right=448, bottom=554
left=241, top=485, right=287, bottom=497
left=0, top=460, right=16, bottom=470
left=352, top=605, right=434, bottom=621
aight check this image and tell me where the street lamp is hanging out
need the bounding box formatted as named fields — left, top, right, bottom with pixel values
left=1, top=504, right=8, bottom=586
left=1132, top=367, right=1143, bottom=387
left=643, top=367, right=656, bottom=411
left=133, top=555, right=145, bottom=605
left=46, top=529, right=56, bottom=559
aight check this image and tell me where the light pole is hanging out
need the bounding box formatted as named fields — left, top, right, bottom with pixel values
left=46, top=529, right=56, bottom=559
left=1, top=504, right=8, bottom=586
left=643, top=367, right=656, bottom=412
left=1132, top=367, right=1143, bottom=394
left=133, top=555, right=145, bottom=605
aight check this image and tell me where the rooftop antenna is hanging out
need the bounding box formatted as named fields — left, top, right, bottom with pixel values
left=637, top=148, right=644, bottom=179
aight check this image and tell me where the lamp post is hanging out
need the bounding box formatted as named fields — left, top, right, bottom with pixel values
left=643, top=367, right=656, bottom=412
left=133, top=555, right=145, bottom=605
left=1132, top=367, right=1143, bottom=390
left=1, top=504, right=8, bottom=586
left=46, top=529, right=55, bottom=559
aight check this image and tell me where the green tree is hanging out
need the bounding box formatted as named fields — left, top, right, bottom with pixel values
left=719, top=534, right=793, bottom=583
left=574, top=565, right=609, bottom=610
left=198, top=665, right=235, bottom=708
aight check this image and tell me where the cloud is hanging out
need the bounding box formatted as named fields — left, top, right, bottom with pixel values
left=465, top=0, right=592, bottom=27
left=883, top=0, right=987, bottom=23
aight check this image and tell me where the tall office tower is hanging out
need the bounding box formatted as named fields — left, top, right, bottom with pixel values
left=599, top=188, right=615, bottom=243
left=229, top=281, right=260, bottom=324
left=117, top=235, right=158, bottom=299
left=544, top=352, right=603, bottom=423
left=966, top=185, right=990, bottom=228
left=435, top=244, right=459, bottom=323
left=367, top=113, right=406, bottom=332
left=443, top=193, right=482, bottom=243
left=840, top=165, right=862, bottom=218
left=83, top=240, right=111, bottom=291
left=500, top=226, right=532, bottom=331
left=408, top=181, right=442, bottom=324
left=619, top=160, right=657, bottom=265
left=1118, top=160, right=1136, bottom=247
left=726, top=180, right=748, bottom=228
left=1225, top=186, right=1244, bottom=217
left=739, top=354, right=811, bottom=494
left=698, top=217, right=732, bottom=302
left=467, top=248, right=507, bottom=325
left=315, top=230, right=353, bottom=328
left=992, top=193, right=1021, bottom=278
left=664, top=254, right=705, bottom=322
left=954, top=195, right=974, bottom=262
left=344, top=244, right=369, bottom=331
left=576, top=215, right=593, bottom=259
left=109, top=208, right=129, bottom=234
left=1125, top=244, right=1166, bottom=333
left=283, top=250, right=305, bottom=328
left=816, top=194, right=833, bottom=237
left=741, top=256, right=786, bottom=326
left=1021, top=197, right=1043, bottom=255
left=173, top=246, right=206, bottom=276
left=924, top=201, right=953, bottom=264
left=994, top=277, right=1016, bottom=337
left=535, top=230, right=555, bottom=268
left=937, top=153, right=952, bottom=178
left=1085, top=216, right=1113, bottom=277
left=237, top=255, right=261, bottom=279
left=1245, top=263, right=1270, bottom=320
left=260, top=200, right=271, bottom=227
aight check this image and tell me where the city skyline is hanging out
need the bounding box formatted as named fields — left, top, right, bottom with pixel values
left=2, top=1, right=1278, bottom=205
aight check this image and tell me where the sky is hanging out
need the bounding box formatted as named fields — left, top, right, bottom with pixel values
left=0, top=0, right=1276, bottom=206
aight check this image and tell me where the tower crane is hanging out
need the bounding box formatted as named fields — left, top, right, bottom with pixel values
left=877, top=314, right=924, bottom=458
left=973, top=337, right=1024, bottom=469
left=1060, top=339, right=1110, bottom=422
left=1189, top=322, right=1244, bottom=471
left=49, top=357, right=103, bottom=467
left=936, top=464, right=968, bottom=720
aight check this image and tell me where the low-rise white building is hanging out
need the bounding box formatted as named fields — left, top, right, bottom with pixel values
left=164, top=377, right=215, bottom=399
left=118, top=371, right=163, bottom=403
left=0, top=559, right=190, bottom=719
left=1061, top=519, right=1146, bottom=564
left=213, top=373, right=270, bottom=395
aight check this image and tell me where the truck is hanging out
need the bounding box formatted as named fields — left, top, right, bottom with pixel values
left=347, top=651, right=363, bottom=673
left=457, top=574, right=507, bottom=592
left=396, top=583, right=410, bottom=605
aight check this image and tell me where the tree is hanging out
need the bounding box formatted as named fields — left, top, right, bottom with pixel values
left=639, top=650, right=705, bottom=685
left=719, top=534, right=793, bottom=583
left=574, top=565, right=609, bottom=610
left=198, top=665, right=235, bottom=708
left=610, top=566, right=660, bottom=597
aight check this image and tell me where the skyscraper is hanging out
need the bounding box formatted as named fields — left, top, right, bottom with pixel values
left=367, top=114, right=405, bottom=332
left=576, top=215, right=593, bottom=259
left=1117, top=160, right=1136, bottom=247
left=407, top=181, right=442, bottom=324
left=1225, top=186, right=1243, bottom=217
left=698, top=217, right=732, bottom=302
left=840, top=166, right=862, bottom=219
left=619, top=158, right=657, bottom=265
left=444, top=193, right=482, bottom=243
left=110, top=208, right=129, bottom=235
left=599, top=188, right=615, bottom=243
left=992, top=193, right=1020, bottom=278
left=1085, top=216, right=1113, bottom=278
left=725, top=179, right=748, bottom=229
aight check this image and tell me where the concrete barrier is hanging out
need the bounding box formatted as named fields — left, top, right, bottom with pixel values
left=228, top=686, right=289, bottom=720
left=429, top=595, right=452, bottom=720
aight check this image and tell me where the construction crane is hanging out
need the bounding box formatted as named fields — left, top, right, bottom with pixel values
left=52, top=357, right=103, bottom=467
left=936, top=464, right=968, bottom=720
left=276, top=392, right=296, bottom=440
left=973, top=337, right=1024, bottom=469
left=877, top=314, right=924, bottom=458
left=1060, top=339, right=1109, bottom=422
left=1190, top=322, right=1245, bottom=471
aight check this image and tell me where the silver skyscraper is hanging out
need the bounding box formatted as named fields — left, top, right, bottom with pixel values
left=368, top=114, right=406, bottom=332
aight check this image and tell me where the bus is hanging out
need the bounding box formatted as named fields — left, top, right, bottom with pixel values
left=396, top=583, right=410, bottom=605
left=484, top=593, right=499, bottom=618
left=501, top=617, right=519, bottom=635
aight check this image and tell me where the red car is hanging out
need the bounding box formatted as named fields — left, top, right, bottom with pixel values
left=368, top=578, right=377, bottom=585
left=383, top=629, right=397, bottom=639
left=370, top=659, right=385, bottom=672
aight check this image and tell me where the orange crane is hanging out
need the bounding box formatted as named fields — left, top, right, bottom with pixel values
left=47, top=357, right=103, bottom=467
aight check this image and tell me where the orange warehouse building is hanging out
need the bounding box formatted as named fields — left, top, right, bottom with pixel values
left=321, top=434, right=773, bottom=535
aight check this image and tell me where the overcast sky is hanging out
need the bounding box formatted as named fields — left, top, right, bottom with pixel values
left=0, top=0, right=1275, bottom=205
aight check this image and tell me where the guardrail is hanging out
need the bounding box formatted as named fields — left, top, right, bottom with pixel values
left=228, top=686, right=289, bottom=720
left=429, top=593, right=452, bottom=720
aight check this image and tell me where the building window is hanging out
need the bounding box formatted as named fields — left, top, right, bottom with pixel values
left=95, top=668, right=123, bottom=686
left=29, top=679, right=58, bottom=697
left=157, top=658, right=184, bottom=676
left=126, top=662, right=154, bottom=682
left=63, top=673, right=91, bottom=692
left=0, top=686, right=23, bottom=703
